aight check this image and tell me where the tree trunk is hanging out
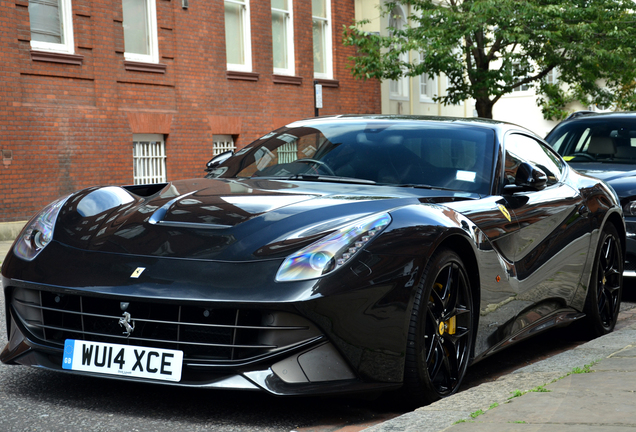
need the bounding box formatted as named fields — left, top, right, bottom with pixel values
left=475, top=98, right=494, bottom=119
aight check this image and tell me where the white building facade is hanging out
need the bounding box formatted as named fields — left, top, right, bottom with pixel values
left=354, top=0, right=602, bottom=139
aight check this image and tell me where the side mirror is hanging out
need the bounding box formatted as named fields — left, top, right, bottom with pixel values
left=206, top=150, right=233, bottom=172
left=504, top=162, right=547, bottom=193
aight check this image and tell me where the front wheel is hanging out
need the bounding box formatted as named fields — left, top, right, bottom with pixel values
left=582, top=223, right=623, bottom=338
left=404, top=249, right=474, bottom=405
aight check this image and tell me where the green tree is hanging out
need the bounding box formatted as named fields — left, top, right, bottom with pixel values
left=343, top=0, right=636, bottom=119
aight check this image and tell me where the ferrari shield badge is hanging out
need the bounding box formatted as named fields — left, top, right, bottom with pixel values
left=130, top=267, right=145, bottom=278
left=497, top=204, right=511, bottom=222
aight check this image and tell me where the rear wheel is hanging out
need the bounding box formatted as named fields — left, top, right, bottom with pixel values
left=582, top=223, right=623, bottom=338
left=404, top=249, right=473, bottom=405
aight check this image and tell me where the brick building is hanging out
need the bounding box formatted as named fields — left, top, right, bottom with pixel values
left=0, top=0, right=380, bottom=223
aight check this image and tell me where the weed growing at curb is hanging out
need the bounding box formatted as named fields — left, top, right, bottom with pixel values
left=453, top=360, right=601, bottom=425
left=571, top=362, right=596, bottom=374
left=452, top=403, right=497, bottom=424
left=508, top=360, right=599, bottom=400
left=470, top=409, right=485, bottom=419
left=509, top=384, right=550, bottom=399
left=510, top=389, right=523, bottom=399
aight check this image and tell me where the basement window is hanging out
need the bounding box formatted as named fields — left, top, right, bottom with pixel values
left=133, top=134, right=166, bottom=184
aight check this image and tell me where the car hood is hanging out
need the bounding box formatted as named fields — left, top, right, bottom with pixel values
left=54, top=178, right=475, bottom=261
left=569, top=162, right=636, bottom=199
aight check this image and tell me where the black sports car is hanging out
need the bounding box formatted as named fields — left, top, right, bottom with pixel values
left=1, top=116, right=625, bottom=404
left=546, top=112, right=636, bottom=278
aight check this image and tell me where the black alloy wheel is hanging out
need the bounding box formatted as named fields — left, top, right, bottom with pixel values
left=404, top=249, right=473, bottom=405
left=583, top=223, right=623, bottom=338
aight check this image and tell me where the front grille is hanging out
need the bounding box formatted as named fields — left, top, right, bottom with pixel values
left=10, top=287, right=322, bottom=364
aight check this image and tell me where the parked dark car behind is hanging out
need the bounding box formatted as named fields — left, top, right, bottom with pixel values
left=546, top=112, right=636, bottom=277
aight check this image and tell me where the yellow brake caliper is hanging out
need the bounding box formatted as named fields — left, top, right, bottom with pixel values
left=433, top=283, right=456, bottom=336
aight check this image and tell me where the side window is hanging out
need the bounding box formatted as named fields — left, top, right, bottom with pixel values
left=225, top=0, right=252, bottom=72
left=122, top=0, right=159, bottom=63
left=28, top=0, right=75, bottom=54
left=505, top=134, right=564, bottom=186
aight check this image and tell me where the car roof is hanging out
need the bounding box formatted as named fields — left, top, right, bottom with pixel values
left=562, top=112, right=636, bottom=123
left=284, top=114, right=534, bottom=137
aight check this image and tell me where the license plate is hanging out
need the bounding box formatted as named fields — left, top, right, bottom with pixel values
left=62, top=340, right=183, bottom=382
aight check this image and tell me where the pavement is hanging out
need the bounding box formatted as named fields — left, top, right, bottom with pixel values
left=366, top=311, right=636, bottom=432
left=0, top=221, right=24, bottom=266
left=2, top=222, right=636, bottom=431
left=0, top=240, right=12, bottom=266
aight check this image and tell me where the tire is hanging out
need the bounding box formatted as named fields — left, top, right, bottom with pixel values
left=404, top=249, right=474, bottom=405
left=582, top=223, right=623, bottom=338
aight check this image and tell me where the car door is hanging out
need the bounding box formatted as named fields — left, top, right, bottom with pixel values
left=492, top=134, right=591, bottom=335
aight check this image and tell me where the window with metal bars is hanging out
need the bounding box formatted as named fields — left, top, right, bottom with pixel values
left=213, top=135, right=236, bottom=156
left=277, top=142, right=298, bottom=164
left=133, top=134, right=166, bottom=185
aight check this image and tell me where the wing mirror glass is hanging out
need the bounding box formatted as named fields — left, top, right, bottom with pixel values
left=206, top=150, right=234, bottom=171
left=504, top=162, right=547, bottom=193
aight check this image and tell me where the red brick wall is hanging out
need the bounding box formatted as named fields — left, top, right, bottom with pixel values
left=0, top=0, right=381, bottom=222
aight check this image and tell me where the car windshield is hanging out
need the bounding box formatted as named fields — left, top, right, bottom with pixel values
left=208, top=120, right=496, bottom=194
left=547, top=118, right=636, bottom=164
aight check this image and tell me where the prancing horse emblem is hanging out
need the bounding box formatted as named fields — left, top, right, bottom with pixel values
left=119, top=312, right=135, bottom=337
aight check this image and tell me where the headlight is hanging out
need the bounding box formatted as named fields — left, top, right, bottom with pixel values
left=14, top=195, right=71, bottom=261
left=624, top=200, right=636, bottom=216
left=276, top=212, right=392, bottom=282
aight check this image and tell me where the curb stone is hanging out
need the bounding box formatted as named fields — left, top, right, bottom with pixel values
left=364, top=321, right=636, bottom=432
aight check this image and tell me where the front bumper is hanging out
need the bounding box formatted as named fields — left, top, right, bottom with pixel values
left=2, top=309, right=399, bottom=395
left=1, top=241, right=416, bottom=395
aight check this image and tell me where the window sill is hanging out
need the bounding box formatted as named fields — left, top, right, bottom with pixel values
left=31, top=50, right=84, bottom=66
left=226, top=70, right=260, bottom=82
left=314, top=78, right=339, bottom=88
left=273, top=75, right=302, bottom=85
left=124, top=61, right=167, bottom=74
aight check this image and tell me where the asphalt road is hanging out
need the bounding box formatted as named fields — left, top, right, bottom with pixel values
left=0, top=283, right=634, bottom=432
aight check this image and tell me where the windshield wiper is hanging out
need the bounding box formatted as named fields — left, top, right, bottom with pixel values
left=396, top=183, right=453, bottom=191
left=288, top=174, right=377, bottom=185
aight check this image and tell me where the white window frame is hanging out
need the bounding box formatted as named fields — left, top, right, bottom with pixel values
left=419, top=72, right=437, bottom=103
left=272, top=0, right=295, bottom=76
left=546, top=68, right=559, bottom=85
left=511, top=62, right=532, bottom=93
left=312, top=0, right=333, bottom=79
left=29, top=0, right=75, bottom=54
left=225, top=0, right=253, bottom=72
left=122, top=0, right=159, bottom=64
left=133, top=134, right=166, bottom=185
left=213, top=135, right=236, bottom=156
left=418, top=53, right=437, bottom=103
left=388, top=5, right=408, bottom=100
